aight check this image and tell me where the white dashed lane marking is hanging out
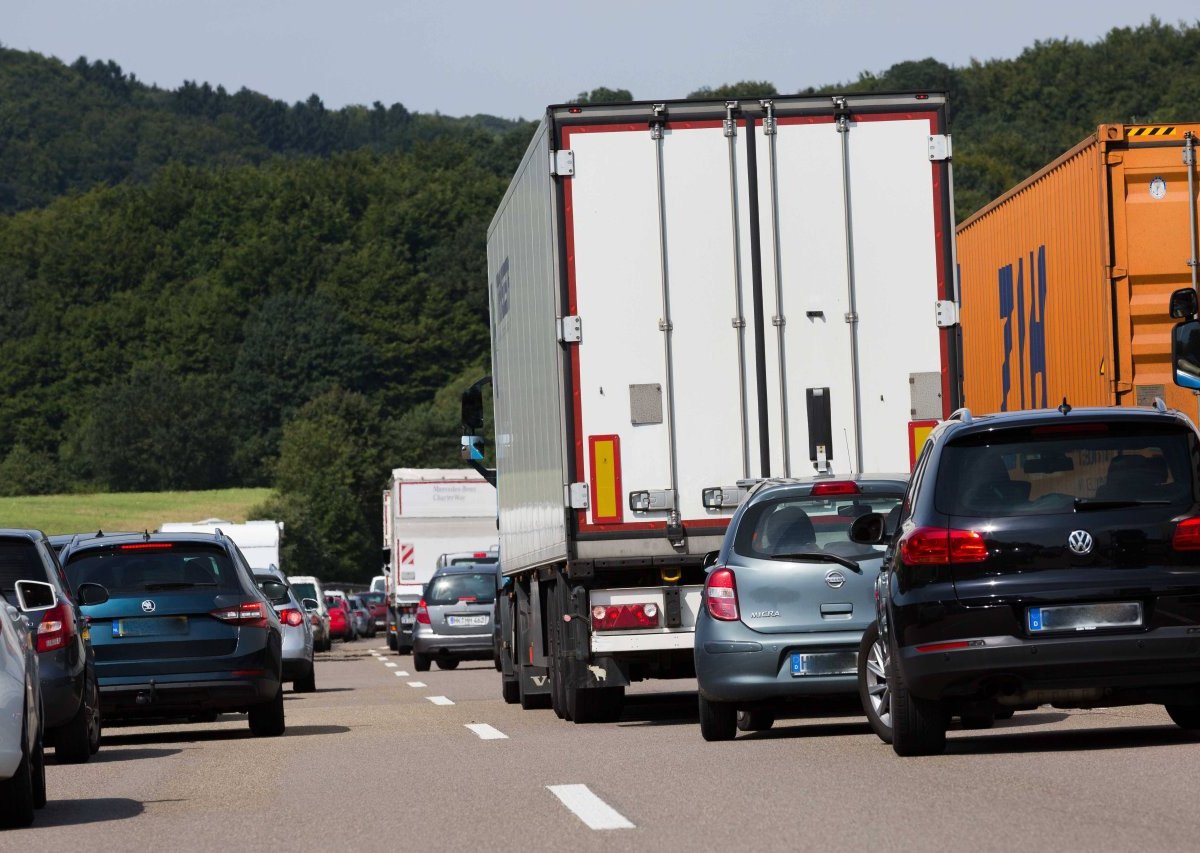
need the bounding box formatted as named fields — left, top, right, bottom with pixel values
left=547, top=785, right=634, bottom=830
left=394, top=671, right=409, bottom=677
left=385, top=663, right=397, bottom=668
left=465, top=723, right=507, bottom=740
left=407, top=681, right=426, bottom=688
left=426, top=696, right=454, bottom=706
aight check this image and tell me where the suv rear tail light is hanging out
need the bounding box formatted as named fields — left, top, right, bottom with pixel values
left=705, top=567, right=739, bottom=621
left=811, top=481, right=860, bottom=497
left=899, top=527, right=987, bottom=565
left=416, top=600, right=431, bottom=624
left=36, top=602, right=73, bottom=653
left=211, top=601, right=268, bottom=628
left=278, top=607, right=304, bottom=627
left=1173, top=518, right=1200, bottom=550
left=591, top=603, right=660, bottom=631
left=119, top=542, right=174, bottom=550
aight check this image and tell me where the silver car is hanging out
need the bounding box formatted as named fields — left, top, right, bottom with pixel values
left=255, top=573, right=316, bottom=693
left=694, top=475, right=906, bottom=740
left=412, top=564, right=496, bottom=672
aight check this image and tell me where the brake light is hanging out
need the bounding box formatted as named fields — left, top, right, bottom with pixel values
left=916, top=641, right=972, bottom=653
left=458, top=596, right=477, bottom=603
left=1174, top=518, right=1200, bottom=550
left=36, top=602, right=73, bottom=653
left=590, top=602, right=660, bottom=631
left=278, top=608, right=305, bottom=627
left=898, top=527, right=987, bottom=565
left=705, top=567, right=739, bottom=621
left=211, top=601, right=268, bottom=628
left=119, top=542, right=174, bottom=550
left=416, top=600, right=430, bottom=624
left=811, top=481, right=859, bottom=497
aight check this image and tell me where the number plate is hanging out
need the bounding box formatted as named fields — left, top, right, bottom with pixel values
left=447, top=615, right=489, bottom=627
left=400, top=614, right=415, bottom=625
left=113, top=616, right=189, bottom=638
left=1027, top=601, right=1142, bottom=633
left=790, top=650, right=857, bottom=677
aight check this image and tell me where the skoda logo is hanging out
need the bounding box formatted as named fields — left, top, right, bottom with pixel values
left=1068, top=530, right=1094, bottom=555
left=825, top=570, right=846, bottom=590
left=141, top=599, right=156, bottom=613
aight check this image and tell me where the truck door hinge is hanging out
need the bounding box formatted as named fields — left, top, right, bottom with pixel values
left=761, top=100, right=777, bottom=136
left=558, top=315, right=582, bottom=343
left=934, top=300, right=959, bottom=327
left=928, top=135, right=952, bottom=161
left=566, top=483, right=589, bottom=510
left=551, top=150, right=575, bottom=176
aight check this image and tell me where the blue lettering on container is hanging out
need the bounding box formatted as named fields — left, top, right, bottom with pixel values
left=996, top=245, right=1048, bottom=411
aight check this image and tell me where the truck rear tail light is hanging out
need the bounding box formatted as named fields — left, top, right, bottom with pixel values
left=416, top=600, right=431, bottom=625
left=811, top=481, right=860, bottom=497
left=278, top=608, right=304, bottom=627
left=36, top=603, right=73, bottom=653
left=590, top=603, right=660, bottom=631
left=898, top=527, right=987, bottom=565
left=1173, top=518, right=1200, bottom=550
left=211, top=601, right=268, bottom=628
left=705, top=567, right=739, bottom=621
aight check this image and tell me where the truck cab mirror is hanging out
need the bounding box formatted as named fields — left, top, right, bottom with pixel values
left=1170, top=287, right=1199, bottom=320
left=1173, top=319, right=1200, bottom=390
left=15, top=579, right=57, bottom=611
left=462, top=385, right=485, bottom=431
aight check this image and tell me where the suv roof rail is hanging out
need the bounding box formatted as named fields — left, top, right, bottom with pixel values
left=1153, top=397, right=1168, bottom=413
left=948, top=408, right=973, bottom=423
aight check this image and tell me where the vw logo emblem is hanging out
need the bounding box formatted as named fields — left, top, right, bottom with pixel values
left=141, top=599, right=156, bottom=613
left=1068, top=530, right=1094, bottom=555
left=825, top=570, right=846, bottom=589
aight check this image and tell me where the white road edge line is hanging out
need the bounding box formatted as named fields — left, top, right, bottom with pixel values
left=547, top=784, right=634, bottom=830
left=394, top=671, right=410, bottom=676
left=427, top=696, right=454, bottom=706
left=407, top=681, right=426, bottom=688
left=465, top=723, right=508, bottom=740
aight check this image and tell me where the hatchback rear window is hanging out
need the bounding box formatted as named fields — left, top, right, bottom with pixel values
left=732, top=493, right=904, bottom=561
left=935, top=423, right=1197, bottom=516
left=64, top=544, right=242, bottom=594
left=426, top=572, right=496, bottom=605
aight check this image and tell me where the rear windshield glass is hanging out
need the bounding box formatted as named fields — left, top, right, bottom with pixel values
left=935, top=423, right=1198, bottom=516
left=64, top=544, right=242, bottom=594
left=426, top=572, right=496, bottom=605
left=0, top=539, right=48, bottom=605
left=325, top=597, right=345, bottom=610
left=732, top=492, right=904, bottom=561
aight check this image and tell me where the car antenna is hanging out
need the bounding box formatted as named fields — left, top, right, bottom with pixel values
left=143, top=529, right=151, bottom=541
left=1058, top=397, right=1072, bottom=416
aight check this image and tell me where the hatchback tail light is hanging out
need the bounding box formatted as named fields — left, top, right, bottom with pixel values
left=211, top=601, right=268, bottom=628
left=898, top=527, right=987, bottom=565
left=416, top=600, right=431, bottom=625
left=36, top=602, right=74, bottom=653
left=1174, top=518, right=1200, bottom=550
left=705, top=567, right=739, bottom=621
left=591, top=602, right=660, bottom=631
left=278, top=607, right=304, bottom=627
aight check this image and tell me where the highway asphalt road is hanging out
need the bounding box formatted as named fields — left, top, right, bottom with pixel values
left=15, top=637, right=1200, bottom=850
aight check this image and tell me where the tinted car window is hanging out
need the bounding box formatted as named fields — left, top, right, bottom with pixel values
left=361, top=592, right=385, bottom=606
left=64, top=545, right=243, bottom=593
left=426, top=572, right=497, bottom=605
left=935, top=423, right=1196, bottom=516
left=292, top=582, right=317, bottom=601
left=0, top=539, right=45, bottom=604
left=733, top=493, right=903, bottom=560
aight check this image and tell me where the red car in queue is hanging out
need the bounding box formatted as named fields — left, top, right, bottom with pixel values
left=324, top=595, right=354, bottom=641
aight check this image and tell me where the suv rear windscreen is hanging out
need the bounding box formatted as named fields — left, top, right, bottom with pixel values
left=425, top=572, right=496, bottom=605
left=64, top=544, right=243, bottom=594
left=935, top=423, right=1197, bottom=516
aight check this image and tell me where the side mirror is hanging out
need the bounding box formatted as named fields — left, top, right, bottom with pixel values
left=302, top=598, right=320, bottom=611
left=75, top=582, right=110, bottom=606
left=848, top=512, right=887, bottom=545
left=462, top=384, right=485, bottom=431
left=1173, top=319, right=1200, bottom=390
left=1170, top=287, right=1198, bottom=320
left=15, top=580, right=57, bottom=611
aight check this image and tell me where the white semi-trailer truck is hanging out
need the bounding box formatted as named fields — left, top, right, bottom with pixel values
left=464, top=93, right=959, bottom=721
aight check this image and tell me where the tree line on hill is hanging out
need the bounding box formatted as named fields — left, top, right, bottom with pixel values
left=1, top=16, right=1197, bottom=580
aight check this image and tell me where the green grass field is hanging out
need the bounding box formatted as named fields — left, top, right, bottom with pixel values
left=0, top=488, right=275, bottom=535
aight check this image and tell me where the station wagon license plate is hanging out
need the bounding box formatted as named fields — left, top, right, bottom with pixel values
left=447, top=615, right=488, bottom=627
left=113, top=616, right=189, bottom=638
left=790, top=651, right=857, bottom=677
left=1026, top=602, right=1142, bottom=633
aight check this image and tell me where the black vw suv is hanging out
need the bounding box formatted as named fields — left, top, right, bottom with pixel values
left=852, top=401, right=1200, bottom=755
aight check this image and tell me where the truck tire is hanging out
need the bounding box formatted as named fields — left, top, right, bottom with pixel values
left=569, top=684, right=623, bottom=724
left=387, top=631, right=397, bottom=651
left=546, top=587, right=569, bottom=720
left=698, top=694, right=736, bottom=741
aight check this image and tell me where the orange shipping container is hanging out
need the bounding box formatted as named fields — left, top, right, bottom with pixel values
left=957, top=124, right=1200, bottom=417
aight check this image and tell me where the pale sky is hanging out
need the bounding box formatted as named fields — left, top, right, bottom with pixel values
left=7, top=1, right=1199, bottom=120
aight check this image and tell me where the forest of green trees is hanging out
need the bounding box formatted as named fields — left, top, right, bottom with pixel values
left=2, top=16, right=1198, bottom=580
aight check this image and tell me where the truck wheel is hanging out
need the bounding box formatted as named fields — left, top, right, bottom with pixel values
left=698, top=694, right=736, bottom=741
left=570, top=685, right=623, bottom=724
left=547, top=590, right=568, bottom=720
left=1165, top=704, right=1200, bottom=729
left=889, top=645, right=947, bottom=756
left=387, top=632, right=397, bottom=651
left=248, top=685, right=286, bottom=737
left=413, top=652, right=431, bottom=672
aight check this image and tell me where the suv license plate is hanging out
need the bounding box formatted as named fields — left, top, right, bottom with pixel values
left=790, top=651, right=857, bottom=677
left=1027, top=601, right=1142, bottom=633
left=113, top=616, right=189, bottom=638
left=447, top=615, right=488, bottom=627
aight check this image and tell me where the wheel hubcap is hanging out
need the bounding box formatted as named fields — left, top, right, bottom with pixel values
left=865, top=636, right=891, bottom=730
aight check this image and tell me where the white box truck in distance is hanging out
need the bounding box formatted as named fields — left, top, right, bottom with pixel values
left=382, top=468, right=498, bottom=653
left=158, top=519, right=283, bottom=572
left=464, top=93, right=959, bottom=722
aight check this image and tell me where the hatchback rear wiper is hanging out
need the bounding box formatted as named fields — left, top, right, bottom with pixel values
left=142, top=581, right=218, bottom=590
left=1074, top=498, right=1171, bottom=511
left=770, top=552, right=863, bottom=573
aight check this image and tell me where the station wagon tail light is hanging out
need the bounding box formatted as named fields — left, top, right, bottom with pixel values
left=591, top=602, right=660, bottom=631
left=811, top=481, right=859, bottom=497
left=416, top=600, right=431, bottom=624
left=705, top=567, right=739, bottom=621
left=119, top=542, right=174, bottom=550
left=278, top=608, right=304, bottom=627
left=899, top=527, right=987, bottom=565
left=1173, top=518, right=1200, bottom=550
left=36, top=602, right=72, bottom=653
left=211, top=601, right=268, bottom=628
